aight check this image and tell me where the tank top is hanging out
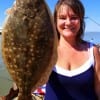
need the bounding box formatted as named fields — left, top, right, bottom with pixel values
left=44, top=43, right=98, bottom=100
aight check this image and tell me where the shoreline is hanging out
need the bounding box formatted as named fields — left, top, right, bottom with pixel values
left=0, top=67, right=13, bottom=96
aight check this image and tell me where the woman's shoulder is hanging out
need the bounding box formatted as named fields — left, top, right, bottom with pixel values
left=91, top=43, right=100, bottom=72
left=93, top=44, right=100, bottom=57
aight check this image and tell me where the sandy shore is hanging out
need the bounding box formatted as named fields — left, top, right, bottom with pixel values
left=0, top=68, right=13, bottom=96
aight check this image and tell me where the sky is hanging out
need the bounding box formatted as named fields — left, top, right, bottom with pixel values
left=0, top=0, right=100, bottom=32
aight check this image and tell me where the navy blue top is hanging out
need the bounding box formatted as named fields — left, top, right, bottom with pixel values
left=45, top=68, right=97, bottom=100
left=44, top=43, right=98, bottom=100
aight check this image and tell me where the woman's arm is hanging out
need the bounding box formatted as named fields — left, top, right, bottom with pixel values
left=94, top=45, right=100, bottom=99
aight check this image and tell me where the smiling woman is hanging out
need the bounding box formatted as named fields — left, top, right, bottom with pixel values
left=44, top=0, right=100, bottom=100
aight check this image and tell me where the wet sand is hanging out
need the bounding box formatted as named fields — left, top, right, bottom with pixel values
left=0, top=68, right=12, bottom=96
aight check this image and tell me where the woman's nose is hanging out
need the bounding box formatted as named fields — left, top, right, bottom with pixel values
left=65, top=18, right=71, bottom=25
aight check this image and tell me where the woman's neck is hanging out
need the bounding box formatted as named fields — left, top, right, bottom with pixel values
left=58, top=36, right=80, bottom=49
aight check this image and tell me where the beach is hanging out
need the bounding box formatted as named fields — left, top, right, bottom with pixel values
left=0, top=35, right=13, bottom=96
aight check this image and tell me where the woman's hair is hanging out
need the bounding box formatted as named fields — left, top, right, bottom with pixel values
left=54, top=0, right=85, bottom=42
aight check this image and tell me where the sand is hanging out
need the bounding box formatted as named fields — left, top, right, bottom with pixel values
left=0, top=68, right=13, bottom=96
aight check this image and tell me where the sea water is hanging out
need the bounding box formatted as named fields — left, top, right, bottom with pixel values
left=83, top=32, right=100, bottom=44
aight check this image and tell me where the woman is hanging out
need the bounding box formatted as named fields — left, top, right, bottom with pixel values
left=44, top=0, right=100, bottom=100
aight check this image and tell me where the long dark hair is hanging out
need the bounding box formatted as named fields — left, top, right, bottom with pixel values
left=54, top=0, right=85, bottom=42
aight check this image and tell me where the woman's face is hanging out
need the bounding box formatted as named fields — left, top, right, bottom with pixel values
left=57, top=5, right=80, bottom=39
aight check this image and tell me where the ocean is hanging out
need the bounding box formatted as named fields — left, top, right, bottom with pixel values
left=0, top=32, right=100, bottom=96
left=83, top=32, right=100, bottom=44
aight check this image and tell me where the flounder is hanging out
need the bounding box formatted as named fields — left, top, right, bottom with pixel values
left=2, top=0, right=57, bottom=99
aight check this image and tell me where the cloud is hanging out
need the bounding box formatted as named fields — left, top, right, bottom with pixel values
left=0, top=26, right=2, bottom=32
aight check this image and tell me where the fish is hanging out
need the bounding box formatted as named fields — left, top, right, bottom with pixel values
left=1, top=0, right=58, bottom=99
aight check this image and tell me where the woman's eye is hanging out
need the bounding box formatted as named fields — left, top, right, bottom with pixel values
left=57, top=15, right=79, bottom=21
left=71, top=16, right=79, bottom=20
